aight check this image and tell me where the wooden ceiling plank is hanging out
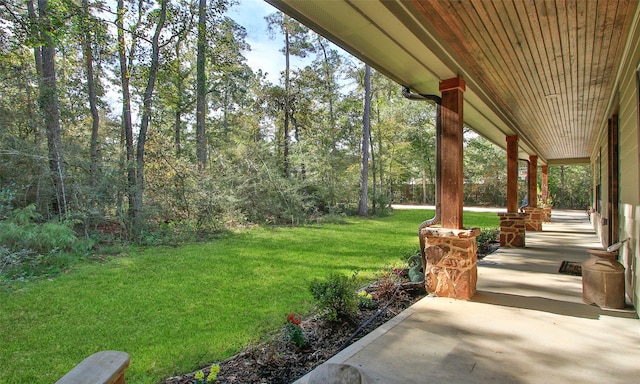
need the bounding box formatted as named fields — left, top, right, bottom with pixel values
left=497, top=0, right=554, bottom=153
left=565, top=0, right=580, bottom=156
left=576, top=0, right=591, bottom=156
left=493, top=0, right=558, bottom=148
left=552, top=2, right=572, bottom=156
left=416, top=1, right=528, bottom=130
left=533, top=0, right=567, bottom=158
left=586, top=0, right=619, bottom=154
left=464, top=0, right=548, bottom=143
left=582, top=0, right=602, bottom=154
left=516, top=0, right=560, bottom=152
left=464, top=1, right=533, bottom=122
left=546, top=0, right=571, bottom=158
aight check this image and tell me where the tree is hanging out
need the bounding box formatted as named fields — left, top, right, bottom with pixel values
left=79, top=0, right=101, bottom=189
left=358, top=64, right=371, bottom=216
left=266, top=12, right=312, bottom=176
left=463, top=133, right=507, bottom=206
left=37, top=0, right=68, bottom=216
left=196, top=0, right=207, bottom=170
left=116, top=0, right=136, bottom=234
left=133, top=0, right=168, bottom=237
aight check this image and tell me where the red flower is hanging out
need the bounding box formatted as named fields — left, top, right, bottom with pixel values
left=286, top=313, right=301, bottom=325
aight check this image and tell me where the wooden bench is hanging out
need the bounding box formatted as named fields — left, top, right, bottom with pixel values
left=56, top=351, right=130, bottom=384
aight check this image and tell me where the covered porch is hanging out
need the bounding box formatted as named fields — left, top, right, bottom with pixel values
left=295, top=209, right=640, bottom=383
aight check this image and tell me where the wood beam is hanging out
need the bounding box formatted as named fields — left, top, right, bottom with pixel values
left=528, top=155, right=538, bottom=208
left=541, top=165, right=549, bottom=206
left=439, top=76, right=465, bottom=229
left=506, top=135, right=519, bottom=213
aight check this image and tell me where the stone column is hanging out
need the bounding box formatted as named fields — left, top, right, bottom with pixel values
left=524, top=206, right=544, bottom=231
left=439, top=77, right=465, bottom=229
left=498, top=212, right=526, bottom=247
left=420, top=227, right=480, bottom=300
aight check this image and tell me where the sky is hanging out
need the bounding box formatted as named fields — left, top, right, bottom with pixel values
left=226, top=0, right=301, bottom=84
left=226, top=0, right=341, bottom=84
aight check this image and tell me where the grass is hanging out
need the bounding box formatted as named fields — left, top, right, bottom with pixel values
left=0, top=209, right=498, bottom=383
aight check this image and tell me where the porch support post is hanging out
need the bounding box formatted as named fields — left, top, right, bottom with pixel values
left=506, top=135, right=519, bottom=213
left=541, top=165, right=549, bottom=206
left=439, top=76, right=465, bottom=229
left=421, top=77, right=478, bottom=300
left=541, top=165, right=551, bottom=222
left=528, top=155, right=538, bottom=208
left=524, top=155, right=543, bottom=231
left=499, top=135, right=526, bottom=247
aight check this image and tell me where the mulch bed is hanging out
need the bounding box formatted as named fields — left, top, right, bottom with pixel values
left=163, top=240, right=499, bottom=384
left=162, top=277, right=426, bottom=384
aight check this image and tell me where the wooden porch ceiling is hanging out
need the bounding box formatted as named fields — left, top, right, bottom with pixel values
left=265, top=0, right=639, bottom=165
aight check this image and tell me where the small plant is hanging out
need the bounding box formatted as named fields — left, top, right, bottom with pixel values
left=192, top=363, right=220, bottom=383
left=309, top=272, right=358, bottom=322
left=374, top=275, right=398, bottom=302
left=284, top=313, right=306, bottom=348
left=357, top=290, right=374, bottom=309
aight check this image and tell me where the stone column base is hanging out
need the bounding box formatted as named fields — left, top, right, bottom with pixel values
left=420, top=227, right=480, bottom=300
left=498, top=212, right=526, bottom=247
left=524, top=207, right=544, bottom=231
left=543, top=207, right=552, bottom=222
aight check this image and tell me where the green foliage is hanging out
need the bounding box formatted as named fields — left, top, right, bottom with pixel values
left=0, top=205, right=90, bottom=280
left=0, top=205, right=77, bottom=254
left=285, top=314, right=306, bottom=348
left=309, top=272, right=359, bottom=322
left=548, top=165, right=592, bottom=209
left=477, top=228, right=500, bottom=255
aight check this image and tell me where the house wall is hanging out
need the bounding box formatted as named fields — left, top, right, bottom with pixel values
left=593, top=7, right=640, bottom=311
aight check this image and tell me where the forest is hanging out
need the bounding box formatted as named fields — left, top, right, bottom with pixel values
left=0, top=0, right=591, bottom=248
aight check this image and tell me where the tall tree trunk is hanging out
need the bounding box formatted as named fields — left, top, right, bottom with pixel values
left=134, top=0, right=167, bottom=238
left=27, top=0, right=44, bottom=146
left=174, top=41, right=183, bottom=156
left=318, top=37, right=336, bottom=150
left=358, top=65, right=371, bottom=216
left=116, top=0, right=136, bottom=237
left=370, top=124, right=377, bottom=214
left=422, top=169, right=427, bottom=205
left=196, top=0, right=207, bottom=171
left=37, top=0, right=67, bottom=217
left=283, top=18, right=291, bottom=177
left=81, top=0, right=100, bottom=189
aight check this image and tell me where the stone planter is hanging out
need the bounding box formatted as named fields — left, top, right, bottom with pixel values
left=498, top=212, right=526, bottom=247
left=419, top=227, right=481, bottom=300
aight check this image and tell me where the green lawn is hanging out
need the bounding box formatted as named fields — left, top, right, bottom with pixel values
left=0, top=209, right=498, bottom=383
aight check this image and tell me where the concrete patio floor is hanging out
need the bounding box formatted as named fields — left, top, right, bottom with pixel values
left=295, top=209, right=640, bottom=384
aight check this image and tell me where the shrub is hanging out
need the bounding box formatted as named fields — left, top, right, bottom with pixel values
left=309, top=273, right=358, bottom=322
left=0, top=205, right=78, bottom=254
left=477, top=227, right=500, bottom=254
